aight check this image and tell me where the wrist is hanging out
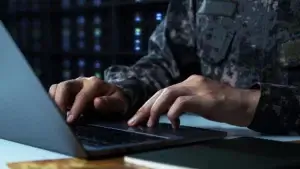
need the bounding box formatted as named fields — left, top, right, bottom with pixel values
left=240, top=88, right=261, bottom=126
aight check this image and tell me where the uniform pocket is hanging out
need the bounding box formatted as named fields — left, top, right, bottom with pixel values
left=196, top=0, right=237, bottom=64
left=278, top=39, right=300, bottom=68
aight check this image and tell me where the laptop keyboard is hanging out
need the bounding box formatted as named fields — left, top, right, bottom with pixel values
left=73, top=125, right=164, bottom=147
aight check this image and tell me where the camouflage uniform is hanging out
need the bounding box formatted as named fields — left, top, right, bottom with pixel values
left=105, top=0, right=300, bottom=135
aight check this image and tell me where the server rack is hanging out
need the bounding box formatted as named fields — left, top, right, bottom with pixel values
left=2, top=0, right=169, bottom=88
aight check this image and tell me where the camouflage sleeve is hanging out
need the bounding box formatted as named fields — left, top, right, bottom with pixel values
left=248, top=83, right=300, bottom=135
left=104, top=1, right=198, bottom=118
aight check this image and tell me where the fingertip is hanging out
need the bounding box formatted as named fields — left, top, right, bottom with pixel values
left=147, top=120, right=153, bottom=127
left=93, top=97, right=102, bottom=108
left=67, top=114, right=74, bottom=123
left=127, top=121, right=133, bottom=126
left=127, top=117, right=136, bottom=126
left=147, top=117, right=156, bottom=127
left=171, top=118, right=180, bottom=129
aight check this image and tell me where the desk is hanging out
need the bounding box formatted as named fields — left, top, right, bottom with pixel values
left=2, top=114, right=300, bottom=169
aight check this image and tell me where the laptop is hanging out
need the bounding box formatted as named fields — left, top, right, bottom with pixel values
left=0, top=21, right=227, bottom=159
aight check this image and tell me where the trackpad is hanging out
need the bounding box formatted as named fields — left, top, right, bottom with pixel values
left=74, top=125, right=165, bottom=148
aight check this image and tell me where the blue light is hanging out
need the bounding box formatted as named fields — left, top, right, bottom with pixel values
left=94, top=61, right=101, bottom=69
left=135, top=39, right=140, bottom=44
left=94, top=28, right=101, bottom=37
left=135, top=46, right=140, bottom=51
left=135, top=17, right=141, bottom=22
left=94, top=44, right=101, bottom=51
left=156, top=13, right=162, bottom=21
left=78, top=59, right=85, bottom=67
left=93, top=0, right=102, bottom=6
left=77, top=16, right=85, bottom=25
left=156, top=13, right=162, bottom=17
left=135, top=14, right=141, bottom=22
left=135, top=28, right=141, bottom=36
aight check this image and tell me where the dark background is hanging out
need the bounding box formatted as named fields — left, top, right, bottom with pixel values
left=0, top=0, right=169, bottom=88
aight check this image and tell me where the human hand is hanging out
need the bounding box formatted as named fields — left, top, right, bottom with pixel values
left=49, top=76, right=128, bottom=123
left=127, top=75, right=260, bottom=128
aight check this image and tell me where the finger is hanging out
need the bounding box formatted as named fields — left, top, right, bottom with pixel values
left=49, top=84, right=57, bottom=99
left=127, top=90, right=163, bottom=126
left=148, top=87, right=187, bottom=127
left=167, top=96, right=196, bottom=128
left=93, top=94, right=127, bottom=113
left=68, top=77, right=112, bottom=123
left=55, top=80, right=82, bottom=113
left=68, top=87, right=94, bottom=123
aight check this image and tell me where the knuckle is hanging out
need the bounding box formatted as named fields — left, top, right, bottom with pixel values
left=156, top=89, right=164, bottom=95
left=167, top=113, right=176, bottom=121
left=163, top=87, right=174, bottom=97
left=188, top=74, right=199, bottom=79
left=76, top=76, right=86, bottom=80
left=188, top=74, right=205, bottom=82
left=175, top=96, right=187, bottom=107
left=139, top=106, right=150, bottom=114
left=88, top=76, right=102, bottom=87
left=89, top=76, right=99, bottom=82
left=49, top=84, right=57, bottom=92
left=60, top=81, right=72, bottom=91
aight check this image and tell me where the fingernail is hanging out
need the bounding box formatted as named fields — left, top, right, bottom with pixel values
left=67, top=114, right=74, bottom=123
left=147, top=120, right=153, bottom=127
left=128, top=116, right=136, bottom=125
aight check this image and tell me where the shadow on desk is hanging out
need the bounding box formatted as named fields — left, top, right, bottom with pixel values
left=7, top=137, right=300, bottom=169
left=202, top=137, right=300, bottom=160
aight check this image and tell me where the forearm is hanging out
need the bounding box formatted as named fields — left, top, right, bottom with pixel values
left=247, top=83, right=300, bottom=135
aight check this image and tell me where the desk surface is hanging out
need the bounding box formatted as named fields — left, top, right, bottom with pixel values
left=2, top=114, right=300, bottom=169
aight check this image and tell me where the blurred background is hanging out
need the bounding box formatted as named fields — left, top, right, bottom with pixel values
left=0, top=0, right=168, bottom=88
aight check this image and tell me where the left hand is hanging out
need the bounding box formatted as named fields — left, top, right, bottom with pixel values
left=127, top=75, right=261, bottom=128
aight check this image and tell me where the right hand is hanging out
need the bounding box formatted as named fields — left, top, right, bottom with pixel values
left=49, top=76, right=128, bottom=123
